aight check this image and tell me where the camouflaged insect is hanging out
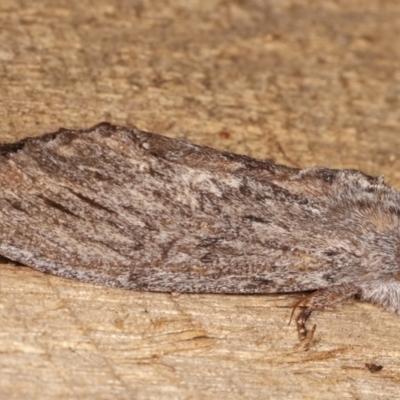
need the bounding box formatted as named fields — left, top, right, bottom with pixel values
left=1, top=122, right=400, bottom=340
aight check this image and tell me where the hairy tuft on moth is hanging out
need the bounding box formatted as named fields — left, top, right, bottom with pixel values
left=1, top=122, right=400, bottom=342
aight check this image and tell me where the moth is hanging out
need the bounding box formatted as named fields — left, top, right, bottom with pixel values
left=1, top=122, right=400, bottom=341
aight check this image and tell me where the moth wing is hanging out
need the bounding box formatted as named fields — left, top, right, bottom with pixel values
left=0, top=123, right=380, bottom=293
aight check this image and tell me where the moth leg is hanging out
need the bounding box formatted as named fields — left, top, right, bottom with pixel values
left=295, top=284, right=359, bottom=341
left=296, top=307, right=314, bottom=342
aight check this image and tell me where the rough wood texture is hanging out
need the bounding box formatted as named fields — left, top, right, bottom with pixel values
left=1, top=1, right=400, bottom=399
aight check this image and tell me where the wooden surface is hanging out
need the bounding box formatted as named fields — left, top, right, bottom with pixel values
left=1, top=1, right=400, bottom=398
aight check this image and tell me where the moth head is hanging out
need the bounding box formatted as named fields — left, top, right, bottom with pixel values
left=358, top=231, right=400, bottom=314
left=360, top=275, right=400, bottom=315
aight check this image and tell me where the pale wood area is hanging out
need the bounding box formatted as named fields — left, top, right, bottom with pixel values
left=1, top=1, right=400, bottom=398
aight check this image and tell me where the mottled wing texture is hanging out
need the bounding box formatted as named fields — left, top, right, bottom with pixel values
left=1, top=123, right=400, bottom=300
